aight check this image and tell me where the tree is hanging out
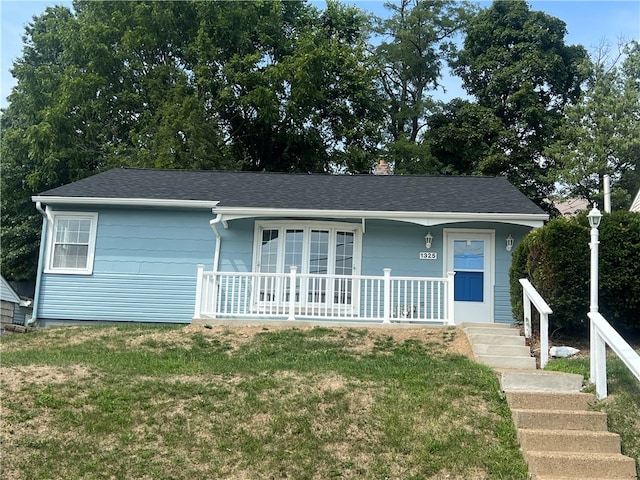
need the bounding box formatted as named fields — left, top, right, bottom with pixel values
left=422, top=99, right=503, bottom=175
left=452, top=0, right=588, bottom=206
left=374, top=0, right=475, bottom=174
left=547, top=41, right=640, bottom=209
left=1, top=0, right=385, bottom=280
left=187, top=0, right=384, bottom=173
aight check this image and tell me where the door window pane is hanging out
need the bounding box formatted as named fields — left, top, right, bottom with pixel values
left=309, top=230, right=329, bottom=274
left=453, top=240, right=484, bottom=270
left=284, top=230, right=304, bottom=270
left=260, top=229, right=279, bottom=273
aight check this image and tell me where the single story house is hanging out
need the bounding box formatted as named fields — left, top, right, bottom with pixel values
left=30, top=168, right=548, bottom=326
left=1, top=276, right=33, bottom=326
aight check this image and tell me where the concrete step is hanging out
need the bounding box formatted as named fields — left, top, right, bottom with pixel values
left=500, top=370, right=584, bottom=393
left=511, top=408, right=608, bottom=431
left=460, top=322, right=519, bottom=329
left=466, top=333, right=526, bottom=346
left=473, top=343, right=532, bottom=356
left=467, top=334, right=526, bottom=347
left=462, top=326, right=522, bottom=336
left=477, top=354, right=536, bottom=369
left=524, top=451, right=637, bottom=479
left=518, top=428, right=622, bottom=453
left=506, top=391, right=595, bottom=411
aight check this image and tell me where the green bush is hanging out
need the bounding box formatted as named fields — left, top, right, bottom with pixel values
left=510, top=211, right=640, bottom=336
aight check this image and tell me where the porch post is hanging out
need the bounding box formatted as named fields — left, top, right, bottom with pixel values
left=446, top=271, right=456, bottom=325
left=287, top=266, right=297, bottom=321
left=382, top=268, right=391, bottom=323
left=193, top=264, right=204, bottom=320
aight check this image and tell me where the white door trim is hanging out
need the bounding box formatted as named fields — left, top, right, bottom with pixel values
left=443, top=229, right=495, bottom=324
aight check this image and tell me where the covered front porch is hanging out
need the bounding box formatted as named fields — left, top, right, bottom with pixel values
left=193, top=266, right=456, bottom=325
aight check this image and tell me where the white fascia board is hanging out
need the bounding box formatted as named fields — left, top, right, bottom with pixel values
left=212, top=207, right=548, bottom=228
left=32, top=196, right=220, bottom=209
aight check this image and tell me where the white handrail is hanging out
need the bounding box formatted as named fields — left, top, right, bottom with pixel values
left=588, top=311, right=640, bottom=399
left=519, top=278, right=553, bottom=368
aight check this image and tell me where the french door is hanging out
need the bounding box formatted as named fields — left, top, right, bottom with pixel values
left=255, top=223, right=359, bottom=308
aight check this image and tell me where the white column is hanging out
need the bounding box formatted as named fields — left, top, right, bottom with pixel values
left=382, top=268, right=391, bottom=323
left=287, top=266, right=297, bottom=321
left=446, top=271, right=456, bottom=325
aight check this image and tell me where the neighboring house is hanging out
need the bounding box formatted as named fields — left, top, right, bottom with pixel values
left=555, top=197, right=589, bottom=217
left=1, top=276, right=33, bottom=326
left=30, top=168, right=548, bottom=326
left=631, top=188, right=640, bottom=212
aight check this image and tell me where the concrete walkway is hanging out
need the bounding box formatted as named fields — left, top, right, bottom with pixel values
left=460, top=322, right=637, bottom=480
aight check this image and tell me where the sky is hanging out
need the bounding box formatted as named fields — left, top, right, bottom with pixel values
left=1, top=0, right=639, bottom=110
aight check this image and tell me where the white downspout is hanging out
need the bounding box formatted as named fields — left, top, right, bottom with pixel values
left=209, top=213, right=224, bottom=272
left=29, top=202, right=49, bottom=326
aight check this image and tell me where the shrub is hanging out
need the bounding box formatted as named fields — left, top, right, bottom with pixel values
left=510, top=211, right=640, bottom=337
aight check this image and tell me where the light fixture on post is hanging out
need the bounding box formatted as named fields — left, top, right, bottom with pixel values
left=424, top=232, right=433, bottom=249
left=506, top=235, right=514, bottom=252
left=587, top=203, right=602, bottom=385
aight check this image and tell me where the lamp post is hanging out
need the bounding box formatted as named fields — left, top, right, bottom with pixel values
left=588, top=204, right=602, bottom=383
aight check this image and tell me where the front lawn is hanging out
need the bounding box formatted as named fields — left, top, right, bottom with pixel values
left=1, top=325, right=527, bottom=479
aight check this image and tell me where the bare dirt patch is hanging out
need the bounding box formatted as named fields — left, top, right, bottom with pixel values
left=0, top=364, right=96, bottom=391
left=177, top=324, right=475, bottom=359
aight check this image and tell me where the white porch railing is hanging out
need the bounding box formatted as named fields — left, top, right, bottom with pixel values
left=194, top=265, right=455, bottom=325
left=519, top=278, right=553, bottom=368
left=588, top=311, right=640, bottom=399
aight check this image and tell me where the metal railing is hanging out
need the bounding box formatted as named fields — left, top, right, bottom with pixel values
left=588, top=311, right=640, bottom=399
left=519, top=278, right=553, bottom=368
left=194, top=265, right=455, bottom=325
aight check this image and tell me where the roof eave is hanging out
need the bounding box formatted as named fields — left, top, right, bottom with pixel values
left=31, top=196, right=220, bottom=209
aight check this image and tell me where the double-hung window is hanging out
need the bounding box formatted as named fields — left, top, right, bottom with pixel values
left=254, top=221, right=361, bottom=307
left=46, top=212, right=98, bottom=275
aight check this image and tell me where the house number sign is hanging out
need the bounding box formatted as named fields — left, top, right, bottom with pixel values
left=419, top=252, right=437, bottom=260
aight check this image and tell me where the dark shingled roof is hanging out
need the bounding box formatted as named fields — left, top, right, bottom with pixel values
left=36, top=168, right=545, bottom=215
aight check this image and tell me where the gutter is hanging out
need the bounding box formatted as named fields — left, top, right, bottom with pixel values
left=28, top=202, right=49, bottom=326
left=31, top=196, right=219, bottom=209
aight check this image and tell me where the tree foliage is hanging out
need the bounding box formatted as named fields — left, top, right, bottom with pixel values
left=510, top=211, right=640, bottom=336
left=547, top=41, right=640, bottom=209
left=374, top=0, right=474, bottom=174
left=452, top=0, right=588, bottom=206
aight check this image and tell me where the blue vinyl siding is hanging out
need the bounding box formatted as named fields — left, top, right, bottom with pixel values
left=38, top=207, right=216, bottom=323
left=494, top=285, right=516, bottom=324
left=39, top=273, right=196, bottom=323
left=217, top=219, right=254, bottom=272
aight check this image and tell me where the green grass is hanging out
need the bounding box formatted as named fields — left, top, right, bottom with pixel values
left=1, top=325, right=528, bottom=479
left=546, top=355, right=640, bottom=472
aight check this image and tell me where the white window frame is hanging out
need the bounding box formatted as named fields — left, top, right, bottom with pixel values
left=252, top=221, right=362, bottom=308
left=252, top=220, right=362, bottom=276
left=44, top=211, right=99, bottom=275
